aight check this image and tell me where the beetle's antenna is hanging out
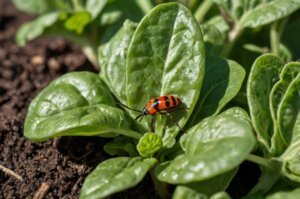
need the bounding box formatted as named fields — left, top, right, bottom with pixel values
left=135, top=114, right=144, bottom=121
left=116, top=102, right=142, bottom=113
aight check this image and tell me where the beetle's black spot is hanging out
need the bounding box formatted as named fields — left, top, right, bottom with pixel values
left=164, top=96, right=170, bottom=107
left=171, top=96, right=176, bottom=106
left=153, top=98, right=159, bottom=110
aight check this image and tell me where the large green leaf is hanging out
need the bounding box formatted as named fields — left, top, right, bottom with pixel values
left=80, top=157, right=156, bottom=199
left=126, top=2, right=205, bottom=146
left=155, top=107, right=255, bottom=183
left=270, top=62, right=300, bottom=154
left=279, top=76, right=300, bottom=182
left=266, top=188, right=300, bottom=199
left=247, top=54, right=284, bottom=154
left=12, top=0, right=71, bottom=14
left=24, top=72, right=141, bottom=141
left=99, top=20, right=137, bottom=104
left=239, top=0, right=300, bottom=28
left=187, top=56, right=245, bottom=127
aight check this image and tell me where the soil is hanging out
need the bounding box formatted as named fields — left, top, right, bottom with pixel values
left=0, top=1, right=157, bottom=198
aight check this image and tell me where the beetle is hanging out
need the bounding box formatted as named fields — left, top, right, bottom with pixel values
left=119, top=95, right=184, bottom=132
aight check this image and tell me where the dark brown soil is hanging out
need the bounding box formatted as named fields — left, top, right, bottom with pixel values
left=0, top=1, right=157, bottom=198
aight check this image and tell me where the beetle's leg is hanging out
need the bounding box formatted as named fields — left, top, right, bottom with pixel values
left=158, top=111, right=184, bottom=133
left=151, top=115, right=155, bottom=132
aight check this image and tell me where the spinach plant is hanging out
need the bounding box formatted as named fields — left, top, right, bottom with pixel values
left=22, top=1, right=300, bottom=198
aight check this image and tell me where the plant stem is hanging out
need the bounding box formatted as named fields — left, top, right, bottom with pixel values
left=246, top=154, right=277, bottom=171
left=150, top=168, right=169, bottom=199
left=194, top=0, right=214, bottom=23
left=270, top=22, right=280, bottom=57
left=222, top=25, right=243, bottom=57
left=82, top=46, right=98, bottom=68
left=71, top=0, right=82, bottom=11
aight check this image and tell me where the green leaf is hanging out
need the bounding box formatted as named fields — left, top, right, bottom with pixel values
left=205, top=16, right=229, bottom=35
left=99, top=20, right=137, bottom=104
left=279, top=76, right=300, bottom=182
left=173, top=169, right=236, bottom=198
left=16, top=12, right=60, bottom=46
left=24, top=72, right=141, bottom=141
left=240, top=0, right=300, bottom=28
left=12, top=0, right=71, bottom=14
left=266, top=188, right=300, bottom=199
left=64, top=11, right=91, bottom=34
left=155, top=107, right=255, bottom=184
left=137, top=132, right=163, bottom=158
left=270, top=62, right=300, bottom=154
left=80, top=157, right=156, bottom=199
left=126, top=2, right=205, bottom=146
left=85, top=0, right=108, bottom=19
left=201, top=24, right=225, bottom=55
left=187, top=56, right=245, bottom=127
left=247, top=54, right=284, bottom=154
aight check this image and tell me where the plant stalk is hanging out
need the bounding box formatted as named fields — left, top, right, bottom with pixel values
left=246, top=154, right=277, bottom=171
left=270, top=22, right=280, bottom=57
left=82, top=46, right=98, bottom=69
left=71, top=0, right=82, bottom=11
left=194, top=0, right=214, bottom=23
left=150, top=168, right=169, bottom=199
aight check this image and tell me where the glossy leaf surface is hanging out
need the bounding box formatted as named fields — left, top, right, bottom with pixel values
left=24, top=72, right=141, bottom=141
left=155, top=107, right=255, bottom=183
left=247, top=54, right=284, bottom=153
left=80, top=157, right=156, bottom=199
left=99, top=20, right=137, bottom=103
left=187, top=56, right=245, bottom=127
left=126, top=2, right=205, bottom=146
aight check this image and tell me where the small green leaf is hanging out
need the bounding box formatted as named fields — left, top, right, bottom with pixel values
left=80, top=157, right=156, bottom=199
left=16, top=12, right=60, bottom=46
left=247, top=54, right=284, bottom=154
left=99, top=20, right=137, bottom=104
left=266, top=188, right=300, bottom=199
left=12, top=0, right=71, bottom=14
left=173, top=169, right=236, bottom=199
left=64, top=11, right=91, bottom=34
left=187, top=56, right=245, bottom=127
left=240, top=0, right=300, bottom=28
left=126, top=2, right=205, bottom=146
left=173, top=186, right=208, bottom=199
left=155, top=107, right=255, bottom=184
left=24, top=72, right=141, bottom=141
left=137, top=133, right=163, bottom=158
